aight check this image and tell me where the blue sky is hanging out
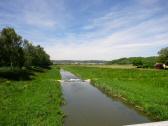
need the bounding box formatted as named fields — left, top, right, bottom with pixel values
left=0, top=0, right=168, bottom=60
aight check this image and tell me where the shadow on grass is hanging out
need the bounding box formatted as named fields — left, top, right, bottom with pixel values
left=26, top=67, right=45, bottom=73
left=0, top=66, right=51, bottom=81
left=0, top=69, right=34, bottom=81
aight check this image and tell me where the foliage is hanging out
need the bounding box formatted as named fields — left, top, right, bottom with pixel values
left=0, top=27, right=24, bottom=68
left=157, top=47, right=168, bottom=65
left=0, top=66, right=64, bottom=126
left=107, top=58, right=131, bottom=65
left=64, top=65, right=168, bottom=120
left=141, top=57, right=157, bottom=68
left=131, top=58, right=143, bottom=67
left=0, top=27, right=51, bottom=69
left=107, top=57, right=157, bottom=68
left=23, top=40, right=51, bottom=67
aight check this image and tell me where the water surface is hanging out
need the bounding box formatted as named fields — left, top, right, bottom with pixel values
left=61, top=69, right=150, bottom=126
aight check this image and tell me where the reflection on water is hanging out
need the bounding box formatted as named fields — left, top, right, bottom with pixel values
left=61, top=69, right=150, bottom=126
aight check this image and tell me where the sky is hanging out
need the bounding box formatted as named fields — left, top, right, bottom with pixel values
left=0, top=0, right=168, bottom=60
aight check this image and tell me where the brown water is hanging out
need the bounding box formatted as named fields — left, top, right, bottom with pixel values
left=61, top=69, right=150, bottom=126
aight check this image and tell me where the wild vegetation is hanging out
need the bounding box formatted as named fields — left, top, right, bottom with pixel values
left=107, top=48, right=168, bottom=68
left=107, top=56, right=157, bottom=68
left=0, top=66, right=64, bottom=126
left=63, top=65, right=168, bottom=120
left=0, top=27, right=63, bottom=125
left=0, top=27, right=51, bottom=69
left=157, top=47, right=168, bottom=65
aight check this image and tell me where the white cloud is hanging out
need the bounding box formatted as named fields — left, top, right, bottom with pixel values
left=45, top=6, right=168, bottom=60
left=25, top=14, right=56, bottom=27
left=22, top=0, right=68, bottom=28
left=1, top=0, right=167, bottom=60
left=46, top=25, right=168, bottom=60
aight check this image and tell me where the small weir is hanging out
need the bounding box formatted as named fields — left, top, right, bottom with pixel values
left=61, top=69, right=150, bottom=126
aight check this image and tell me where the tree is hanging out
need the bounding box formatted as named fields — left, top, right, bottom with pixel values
left=23, top=40, right=34, bottom=67
left=0, top=27, right=24, bottom=69
left=0, top=27, right=51, bottom=69
left=0, top=33, right=6, bottom=66
left=142, top=57, right=157, bottom=68
left=132, top=58, right=143, bottom=68
left=157, top=47, right=168, bottom=65
left=23, top=40, right=51, bottom=68
left=32, top=45, right=51, bottom=67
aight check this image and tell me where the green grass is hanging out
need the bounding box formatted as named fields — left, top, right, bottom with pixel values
left=63, top=65, right=168, bottom=121
left=0, top=66, right=64, bottom=126
left=60, top=64, right=135, bottom=69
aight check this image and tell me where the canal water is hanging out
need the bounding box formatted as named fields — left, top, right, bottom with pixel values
left=61, top=69, right=150, bottom=126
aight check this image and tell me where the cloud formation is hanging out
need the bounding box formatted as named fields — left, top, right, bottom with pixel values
left=0, top=0, right=168, bottom=60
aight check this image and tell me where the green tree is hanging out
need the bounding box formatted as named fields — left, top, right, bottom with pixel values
left=23, top=40, right=34, bottom=67
left=0, top=33, right=6, bottom=66
left=132, top=58, right=143, bottom=67
left=23, top=41, right=51, bottom=67
left=158, top=47, right=168, bottom=65
left=32, top=45, right=51, bottom=67
left=142, top=57, right=157, bottom=68
left=1, top=27, right=51, bottom=69
left=0, top=27, right=24, bottom=69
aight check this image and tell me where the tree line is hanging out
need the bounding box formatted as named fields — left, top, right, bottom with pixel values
left=0, top=27, right=52, bottom=69
left=107, top=47, right=168, bottom=68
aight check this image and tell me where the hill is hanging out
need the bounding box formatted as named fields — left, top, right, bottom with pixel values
left=52, top=60, right=107, bottom=64
left=107, top=56, right=157, bottom=68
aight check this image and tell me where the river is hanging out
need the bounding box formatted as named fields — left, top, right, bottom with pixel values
left=61, top=69, right=150, bottom=126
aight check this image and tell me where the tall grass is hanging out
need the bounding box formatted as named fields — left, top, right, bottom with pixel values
left=0, top=66, right=64, bottom=126
left=63, top=65, right=168, bottom=121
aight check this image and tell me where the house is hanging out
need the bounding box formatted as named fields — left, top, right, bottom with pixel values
left=155, top=63, right=168, bottom=69
left=155, top=63, right=164, bottom=69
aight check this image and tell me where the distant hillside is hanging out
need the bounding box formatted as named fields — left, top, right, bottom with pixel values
left=107, top=56, right=157, bottom=68
left=52, top=60, right=107, bottom=64
left=52, top=57, right=158, bottom=68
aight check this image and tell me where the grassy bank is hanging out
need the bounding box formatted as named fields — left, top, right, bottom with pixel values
left=63, top=65, right=168, bottom=121
left=0, top=66, right=64, bottom=126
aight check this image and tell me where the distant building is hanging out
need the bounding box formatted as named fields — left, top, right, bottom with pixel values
left=155, top=63, right=167, bottom=69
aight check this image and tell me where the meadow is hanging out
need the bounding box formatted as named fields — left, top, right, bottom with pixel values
left=69, top=64, right=136, bottom=69
left=63, top=65, right=168, bottom=121
left=0, top=66, right=64, bottom=126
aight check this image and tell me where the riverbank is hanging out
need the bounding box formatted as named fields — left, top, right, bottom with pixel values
left=63, top=65, right=168, bottom=121
left=0, top=66, right=64, bottom=126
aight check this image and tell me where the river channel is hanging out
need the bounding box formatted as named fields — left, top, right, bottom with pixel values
left=61, top=69, right=150, bottom=126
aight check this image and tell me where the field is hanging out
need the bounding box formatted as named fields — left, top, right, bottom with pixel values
left=0, top=66, right=64, bottom=126
left=64, top=64, right=136, bottom=69
left=63, top=65, right=168, bottom=120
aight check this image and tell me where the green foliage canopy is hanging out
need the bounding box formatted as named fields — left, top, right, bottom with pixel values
left=107, top=57, right=157, bottom=68
left=0, top=27, right=24, bottom=68
left=0, top=27, right=51, bottom=68
left=157, top=47, right=168, bottom=65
